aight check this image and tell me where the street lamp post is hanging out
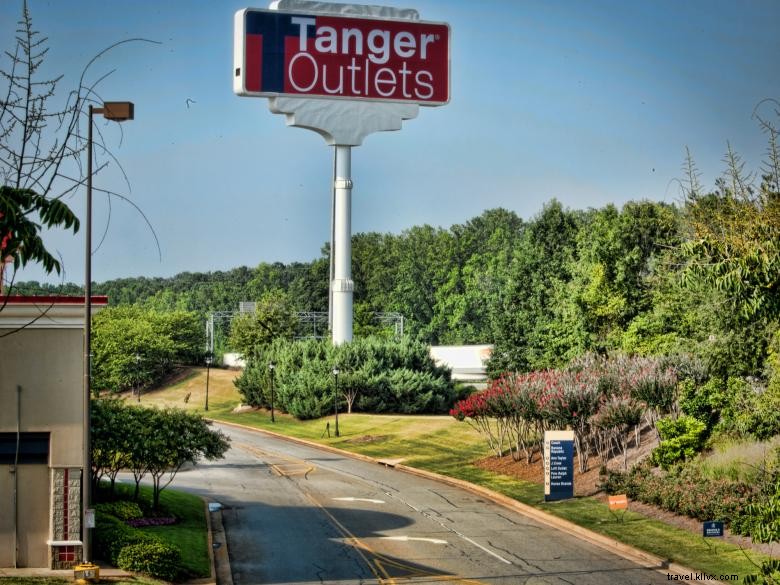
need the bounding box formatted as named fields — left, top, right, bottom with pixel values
left=332, top=366, right=340, bottom=438
left=205, top=355, right=213, bottom=412
left=268, top=361, right=276, bottom=423
left=83, top=101, right=134, bottom=565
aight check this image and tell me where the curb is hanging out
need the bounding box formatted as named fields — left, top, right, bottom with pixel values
left=185, top=497, right=217, bottom=585
left=206, top=500, right=216, bottom=583
left=209, top=506, right=233, bottom=585
left=213, top=418, right=707, bottom=583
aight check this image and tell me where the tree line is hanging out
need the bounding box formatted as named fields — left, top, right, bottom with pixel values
left=14, top=117, right=780, bottom=385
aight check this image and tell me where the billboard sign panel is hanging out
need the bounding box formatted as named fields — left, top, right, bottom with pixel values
left=234, top=8, right=450, bottom=105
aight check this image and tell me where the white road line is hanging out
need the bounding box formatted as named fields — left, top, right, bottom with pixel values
left=332, top=497, right=386, bottom=504
left=455, top=533, right=512, bottom=565
left=380, top=535, right=449, bottom=545
left=382, top=490, right=514, bottom=565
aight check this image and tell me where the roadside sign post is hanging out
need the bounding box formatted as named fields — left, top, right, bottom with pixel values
left=544, top=430, right=575, bottom=502
left=234, top=1, right=450, bottom=345
left=702, top=520, right=724, bottom=552
left=608, top=494, right=628, bottom=522
left=703, top=521, right=724, bottom=538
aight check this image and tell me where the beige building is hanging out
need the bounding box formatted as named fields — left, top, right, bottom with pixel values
left=0, top=296, right=106, bottom=569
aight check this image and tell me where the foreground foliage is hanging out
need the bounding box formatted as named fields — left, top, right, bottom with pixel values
left=117, top=541, right=182, bottom=582
left=94, top=483, right=209, bottom=581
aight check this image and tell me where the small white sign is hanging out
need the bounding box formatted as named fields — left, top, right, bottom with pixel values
left=85, top=508, right=96, bottom=529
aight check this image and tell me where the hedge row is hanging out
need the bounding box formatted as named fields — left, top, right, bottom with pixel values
left=603, top=461, right=762, bottom=536
left=95, top=507, right=182, bottom=581
left=234, top=337, right=458, bottom=419
left=451, top=354, right=678, bottom=472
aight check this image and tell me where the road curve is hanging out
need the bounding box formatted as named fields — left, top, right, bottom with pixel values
left=169, top=422, right=672, bottom=585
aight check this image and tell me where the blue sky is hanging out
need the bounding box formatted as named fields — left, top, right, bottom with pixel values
left=4, top=0, right=780, bottom=284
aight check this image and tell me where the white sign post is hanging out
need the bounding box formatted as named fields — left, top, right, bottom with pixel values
left=234, top=0, right=450, bottom=344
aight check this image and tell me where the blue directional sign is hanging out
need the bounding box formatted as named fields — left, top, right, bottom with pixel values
left=703, top=521, right=724, bottom=538
left=544, top=430, right=574, bottom=502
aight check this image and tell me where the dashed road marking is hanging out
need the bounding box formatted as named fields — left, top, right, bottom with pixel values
left=380, top=535, right=449, bottom=545
left=333, top=497, right=386, bottom=504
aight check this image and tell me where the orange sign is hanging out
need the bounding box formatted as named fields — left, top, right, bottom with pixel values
left=608, top=494, right=628, bottom=510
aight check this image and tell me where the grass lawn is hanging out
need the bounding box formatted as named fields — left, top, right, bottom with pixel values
left=142, top=367, right=775, bottom=581
left=100, top=483, right=210, bottom=579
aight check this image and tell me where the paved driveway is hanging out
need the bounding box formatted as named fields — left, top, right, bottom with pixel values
left=168, top=423, right=673, bottom=585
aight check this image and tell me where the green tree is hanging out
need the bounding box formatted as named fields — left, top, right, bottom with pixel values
left=628, top=132, right=780, bottom=378
left=91, top=306, right=203, bottom=393
left=432, top=208, right=523, bottom=344
left=0, top=5, right=84, bottom=290
left=91, top=398, right=134, bottom=495
left=568, top=201, right=680, bottom=353
left=351, top=232, right=396, bottom=313
left=386, top=225, right=456, bottom=342
left=140, top=407, right=229, bottom=509
left=94, top=402, right=229, bottom=508
left=1, top=187, right=79, bottom=279
left=229, top=289, right=298, bottom=359
left=488, top=200, right=583, bottom=375
left=680, top=139, right=780, bottom=323
left=153, top=310, right=204, bottom=365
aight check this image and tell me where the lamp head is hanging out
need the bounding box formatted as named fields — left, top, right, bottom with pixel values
left=102, top=101, right=134, bottom=121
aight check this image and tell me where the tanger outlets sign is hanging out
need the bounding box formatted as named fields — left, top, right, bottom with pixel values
left=544, top=430, right=574, bottom=502
left=234, top=9, right=450, bottom=105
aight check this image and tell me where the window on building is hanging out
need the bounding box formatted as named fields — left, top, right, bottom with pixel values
left=0, top=432, right=50, bottom=464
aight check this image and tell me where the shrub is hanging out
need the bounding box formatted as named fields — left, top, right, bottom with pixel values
left=737, top=384, right=780, bottom=441
left=94, top=514, right=124, bottom=562
left=768, top=329, right=780, bottom=394
left=603, top=461, right=759, bottom=534
left=94, top=512, right=160, bottom=565
left=599, top=466, right=638, bottom=496
left=95, top=500, right=143, bottom=521
left=453, top=383, right=478, bottom=402
left=679, top=373, right=780, bottom=441
left=235, top=336, right=455, bottom=418
left=454, top=354, right=676, bottom=470
left=679, top=377, right=727, bottom=427
left=117, top=541, right=182, bottom=581
left=651, top=415, right=707, bottom=469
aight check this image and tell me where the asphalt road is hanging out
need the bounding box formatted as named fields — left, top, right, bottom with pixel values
left=169, top=423, right=672, bottom=585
